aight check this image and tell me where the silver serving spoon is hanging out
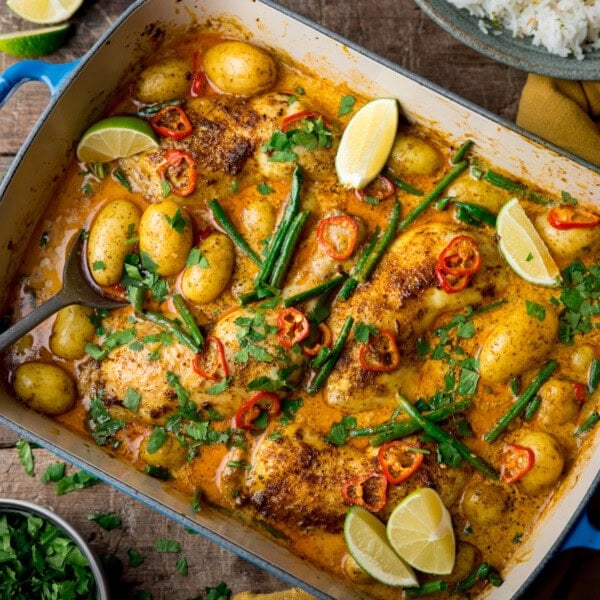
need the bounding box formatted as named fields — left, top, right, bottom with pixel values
left=0, top=238, right=128, bottom=353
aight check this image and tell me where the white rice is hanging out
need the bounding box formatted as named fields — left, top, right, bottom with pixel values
left=447, top=0, right=600, bottom=59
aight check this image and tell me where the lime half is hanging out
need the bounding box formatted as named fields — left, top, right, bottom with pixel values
left=496, top=197, right=561, bottom=287
left=0, top=24, right=71, bottom=58
left=386, top=487, right=455, bottom=575
left=335, top=97, right=398, bottom=190
left=7, top=0, right=83, bottom=25
left=76, top=116, right=159, bottom=163
left=344, top=506, right=418, bottom=587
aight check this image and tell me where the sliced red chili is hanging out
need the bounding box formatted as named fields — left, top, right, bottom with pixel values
left=316, top=215, right=359, bottom=261
left=281, top=110, right=332, bottom=132
left=359, top=329, right=400, bottom=373
left=355, top=174, right=396, bottom=203
left=377, top=441, right=424, bottom=485
left=435, top=235, right=481, bottom=294
left=548, top=205, right=600, bottom=230
left=500, top=443, right=535, bottom=484
left=150, top=105, right=193, bottom=140
left=192, top=336, right=229, bottom=381
left=341, top=472, right=387, bottom=512
left=234, top=392, right=281, bottom=431
left=190, top=52, right=206, bottom=97
left=573, top=382, right=587, bottom=405
left=277, top=308, right=310, bottom=349
left=302, top=323, right=333, bottom=357
left=157, top=149, right=197, bottom=197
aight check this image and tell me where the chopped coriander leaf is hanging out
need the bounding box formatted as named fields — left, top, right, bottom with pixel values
left=436, top=441, right=462, bottom=468
left=146, top=427, right=168, bottom=453
left=41, top=461, right=66, bottom=483
left=513, top=533, right=523, bottom=544
left=192, top=488, right=203, bottom=512
left=296, top=86, right=305, bottom=95
left=561, top=191, right=578, bottom=205
left=325, top=415, right=357, bottom=445
left=354, top=321, right=379, bottom=343
left=145, top=465, right=171, bottom=480
left=525, top=252, right=534, bottom=262
left=154, top=538, right=181, bottom=553
left=92, top=260, right=106, bottom=271
left=89, top=395, right=126, bottom=446
left=164, top=208, right=189, bottom=233
left=338, top=95, right=356, bottom=117
left=123, top=387, right=142, bottom=412
left=88, top=511, right=122, bottom=530
left=127, top=547, right=144, bottom=567
left=205, top=582, right=233, bottom=600
left=161, top=179, right=171, bottom=197
left=231, top=180, right=239, bottom=193
left=113, top=168, right=132, bottom=191
left=206, top=376, right=233, bottom=395
left=186, top=247, right=210, bottom=268
left=525, top=299, right=546, bottom=321
left=363, top=195, right=380, bottom=205
left=16, top=439, right=34, bottom=476
left=54, top=470, right=100, bottom=495
left=176, top=555, right=189, bottom=576
left=39, top=231, right=50, bottom=247
left=226, top=460, right=252, bottom=470
left=257, top=181, right=274, bottom=195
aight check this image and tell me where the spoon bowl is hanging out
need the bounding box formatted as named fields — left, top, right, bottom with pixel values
left=0, top=236, right=127, bottom=353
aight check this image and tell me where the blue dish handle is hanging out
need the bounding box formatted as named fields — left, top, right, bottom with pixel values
left=561, top=508, right=600, bottom=552
left=0, top=59, right=80, bottom=107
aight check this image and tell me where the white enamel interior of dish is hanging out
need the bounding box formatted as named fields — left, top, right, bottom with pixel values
left=0, top=0, right=598, bottom=598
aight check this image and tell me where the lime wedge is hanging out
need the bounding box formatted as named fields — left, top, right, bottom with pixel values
left=344, top=506, right=418, bottom=587
left=0, top=24, right=71, bottom=58
left=496, top=197, right=561, bottom=287
left=7, top=0, right=83, bottom=25
left=386, top=488, right=455, bottom=575
left=335, top=97, right=398, bottom=189
left=76, top=116, right=159, bottom=163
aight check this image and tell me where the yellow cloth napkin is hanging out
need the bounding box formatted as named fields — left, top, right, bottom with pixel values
left=516, top=74, right=600, bottom=167
left=232, top=590, right=316, bottom=600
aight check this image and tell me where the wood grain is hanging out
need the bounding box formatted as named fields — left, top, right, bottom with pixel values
left=0, top=0, right=527, bottom=597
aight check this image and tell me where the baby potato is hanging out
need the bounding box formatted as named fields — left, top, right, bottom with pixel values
left=139, top=199, right=193, bottom=276
left=87, top=200, right=141, bottom=286
left=202, top=41, right=277, bottom=96
left=49, top=305, right=96, bottom=360
left=181, top=232, right=235, bottom=304
left=446, top=542, right=480, bottom=583
left=535, top=378, right=580, bottom=429
left=446, top=173, right=510, bottom=215
left=535, top=212, right=600, bottom=265
left=515, top=430, right=564, bottom=496
left=461, top=482, right=508, bottom=526
left=13, top=362, right=76, bottom=416
left=240, top=196, right=276, bottom=251
left=134, top=58, right=191, bottom=103
left=139, top=432, right=187, bottom=470
left=478, top=305, right=558, bottom=385
left=386, top=134, right=442, bottom=177
left=570, top=344, right=596, bottom=375
left=341, top=553, right=372, bottom=584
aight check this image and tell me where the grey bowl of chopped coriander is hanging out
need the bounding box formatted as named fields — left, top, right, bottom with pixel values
left=0, top=498, right=110, bottom=599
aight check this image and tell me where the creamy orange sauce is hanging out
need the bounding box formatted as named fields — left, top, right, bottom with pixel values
left=2, top=29, right=600, bottom=600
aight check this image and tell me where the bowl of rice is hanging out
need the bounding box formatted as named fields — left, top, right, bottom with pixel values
left=414, top=0, right=600, bottom=79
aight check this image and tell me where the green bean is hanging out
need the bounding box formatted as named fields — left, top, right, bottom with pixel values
left=405, top=581, right=448, bottom=598
left=269, top=210, right=310, bottom=289
left=588, top=358, right=600, bottom=392
left=484, top=361, right=557, bottom=443
left=524, top=395, right=541, bottom=421
left=256, top=165, right=303, bottom=285
left=384, top=169, right=424, bottom=196
left=451, top=139, right=474, bottom=164
left=283, top=274, right=347, bottom=307
left=307, top=316, right=354, bottom=395
left=358, top=399, right=472, bottom=446
left=484, top=170, right=554, bottom=205
left=397, top=161, right=468, bottom=231
left=453, top=201, right=497, bottom=227
left=356, top=200, right=401, bottom=283
left=140, top=310, right=199, bottom=353
left=208, top=199, right=262, bottom=266
left=398, top=396, right=499, bottom=480
left=574, top=412, right=600, bottom=437
left=173, top=293, right=204, bottom=349
left=336, top=229, right=379, bottom=301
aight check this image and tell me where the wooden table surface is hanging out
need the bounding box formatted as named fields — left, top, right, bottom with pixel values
left=0, top=1, right=530, bottom=598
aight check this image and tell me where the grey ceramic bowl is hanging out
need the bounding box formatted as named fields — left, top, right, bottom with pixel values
left=414, top=0, right=600, bottom=80
left=0, top=498, right=110, bottom=600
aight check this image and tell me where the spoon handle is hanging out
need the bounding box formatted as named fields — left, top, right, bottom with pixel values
left=0, top=290, right=73, bottom=353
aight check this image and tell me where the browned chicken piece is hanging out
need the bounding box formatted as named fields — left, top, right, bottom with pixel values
left=217, top=423, right=469, bottom=533
left=119, top=92, right=338, bottom=205
left=76, top=306, right=305, bottom=426
left=324, top=222, right=508, bottom=413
